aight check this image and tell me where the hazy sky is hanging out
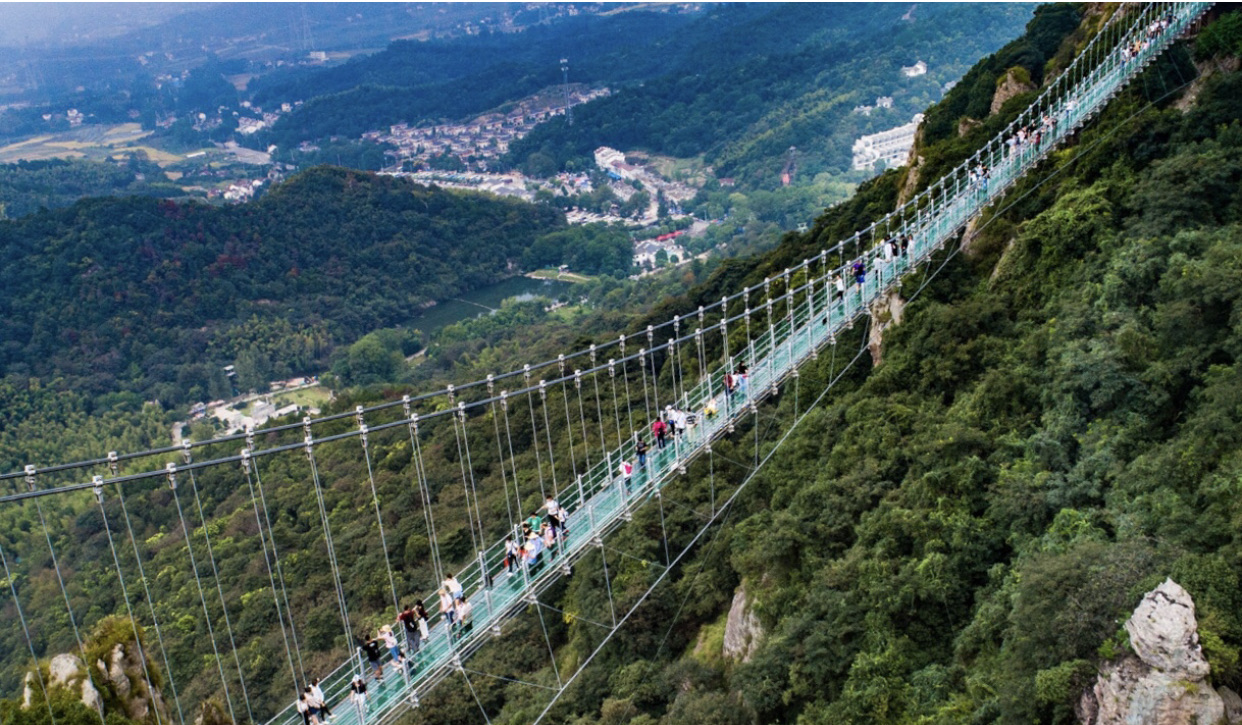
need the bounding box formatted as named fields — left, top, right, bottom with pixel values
left=0, top=4, right=198, bottom=47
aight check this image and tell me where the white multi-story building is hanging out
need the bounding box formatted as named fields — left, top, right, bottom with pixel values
left=594, top=146, right=626, bottom=168
left=851, top=114, right=925, bottom=171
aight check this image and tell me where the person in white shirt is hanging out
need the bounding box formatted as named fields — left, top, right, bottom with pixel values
left=439, top=587, right=455, bottom=627
left=455, top=595, right=474, bottom=637
left=504, top=537, right=521, bottom=573
left=443, top=574, right=463, bottom=601
left=542, top=495, right=564, bottom=535
left=303, top=686, right=323, bottom=725
left=310, top=678, right=332, bottom=722
left=297, top=694, right=314, bottom=725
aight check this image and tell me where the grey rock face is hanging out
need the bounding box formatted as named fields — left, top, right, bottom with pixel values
left=723, top=585, right=764, bottom=663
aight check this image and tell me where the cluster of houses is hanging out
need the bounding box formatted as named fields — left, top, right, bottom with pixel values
left=369, top=86, right=609, bottom=170
left=185, top=375, right=322, bottom=438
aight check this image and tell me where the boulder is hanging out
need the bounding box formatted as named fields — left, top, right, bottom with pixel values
left=1125, top=579, right=1210, bottom=678
left=48, top=653, right=82, bottom=687
left=897, top=124, right=925, bottom=205
left=722, top=585, right=764, bottom=663
left=1081, top=579, right=1226, bottom=725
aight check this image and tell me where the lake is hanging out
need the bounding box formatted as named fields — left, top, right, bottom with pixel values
left=410, top=276, right=573, bottom=338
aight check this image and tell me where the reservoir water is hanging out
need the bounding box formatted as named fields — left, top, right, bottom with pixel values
left=411, top=276, right=573, bottom=338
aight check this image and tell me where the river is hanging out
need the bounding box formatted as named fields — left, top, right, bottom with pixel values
left=410, top=276, right=573, bottom=338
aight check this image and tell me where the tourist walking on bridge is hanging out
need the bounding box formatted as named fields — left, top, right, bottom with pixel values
left=398, top=604, right=422, bottom=659
left=652, top=417, right=668, bottom=449
left=438, top=587, right=455, bottom=628
left=297, top=693, right=314, bottom=725
left=310, top=678, right=332, bottom=722
left=361, top=632, right=384, bottom=683
left=350, top=676, right=367, bottom=723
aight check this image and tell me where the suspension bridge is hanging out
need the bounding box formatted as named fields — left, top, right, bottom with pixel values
left=0, top=4, right=1210, bottom=724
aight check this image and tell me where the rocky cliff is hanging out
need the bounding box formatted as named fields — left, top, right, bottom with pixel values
left=722, top=584, right=765, bottom=663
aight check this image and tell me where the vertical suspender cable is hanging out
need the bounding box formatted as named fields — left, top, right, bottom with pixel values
left=619, top=336, right=635, bottom=435
left=356, top=409, right=408, bottom=690
left=247, top=436, right=307, bottom=685
left=498, top=394, right=524, bottom=533
left=589, top=346, right=609, bottom=465
left=538, top=382, right=560, bottom=497
left=110, top=453, right=186, bottom=725
left=638, top=347, right=652, bottom=426
left=557, top=359, right=580, bottom=482
left=302, top=422, right=357, bottom=674
left=647, top=327, right=661, bottom=416
left=574, top=370, right=593, bottom=474
left=356, top=409, right=403, bottom=617
left=484, top=386, right=517, bottom=534
left=1, top=539, right=59, bottom=725
left=239, top=450, right=299, bottom=700
left=608, top=360, right=624, bottom=455
left=26, top=467, right=104, bottom=725
left=449, top=395, right=482, bottom=557
left=408, top=412, right=445, bottom=588
left=184, top=455, right=253, bottom=725
left=91, top=479, right=164, bottom=725
left=458, top=402, right=488, bottom=555
left=524, top=367, right=548, bottom=500
left=165, top=463, right=237, bottom=725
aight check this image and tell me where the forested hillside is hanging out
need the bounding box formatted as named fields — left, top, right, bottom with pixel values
left=0, top=158, right=185, bottom=220
left=0, top=167, right=573, bottom=409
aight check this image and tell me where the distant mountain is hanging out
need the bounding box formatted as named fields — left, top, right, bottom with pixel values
left=249, top=6, right=711, bottom=149
left=503, top=3, right=1038, bottom=187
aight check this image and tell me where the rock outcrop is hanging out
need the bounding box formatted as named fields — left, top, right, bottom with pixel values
left=21, top=618, right=169, bottom=725
left=990, top=67, right=1036, bottom=116
left=101, top=640, right=167, bottom=722
left=1079, top=579, right=1228, bottom=725
left=722, top=585, right=764, bottom=663
left=46, top=653, right=103, bottom=713
left=867, top=290, right=906, bottom=366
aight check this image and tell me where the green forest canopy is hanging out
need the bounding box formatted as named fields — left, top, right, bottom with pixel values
left=0, top=167, right=624, bottom=409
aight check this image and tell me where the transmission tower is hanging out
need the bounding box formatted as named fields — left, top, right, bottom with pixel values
left=561, top=58, right=573, bottom=127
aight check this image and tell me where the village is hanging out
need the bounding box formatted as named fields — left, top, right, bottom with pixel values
left=368, top=84, right=610, bottom=169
